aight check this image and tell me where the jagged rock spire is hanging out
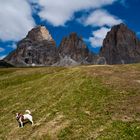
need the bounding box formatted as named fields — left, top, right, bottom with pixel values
left=100, top=23, right=140, bottom=64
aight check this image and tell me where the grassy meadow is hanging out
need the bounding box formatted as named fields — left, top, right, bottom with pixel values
left=0, top=64, right=140, bottom=140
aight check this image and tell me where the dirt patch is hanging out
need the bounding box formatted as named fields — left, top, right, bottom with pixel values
left=112, top=115, right=134, bottom=122
left=85, top=66, right=140, bottom=89
left=106, top=94, right=140, bottom=122
left=89, top=120, right=112, bottom=139
left=30, top=114, right=70, bottom=140
left=134, top=80, right=140, bottom=84
left=7, top=126, right=21, bottom=140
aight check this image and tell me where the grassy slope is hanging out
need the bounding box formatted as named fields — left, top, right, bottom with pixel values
left=0, top=64, right=140, bottom=140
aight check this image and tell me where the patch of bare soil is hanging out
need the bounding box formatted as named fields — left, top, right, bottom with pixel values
left=107, top=94, right=140, bottom=122
left=30, top=114, right=70, bottom=140
left=7, top=126, right=21, bottom=140
left=85, top=66, right=140, bottom=90
left=134, top=80, right=140, bottom=84
left=88, top=120, right=112, bottom=140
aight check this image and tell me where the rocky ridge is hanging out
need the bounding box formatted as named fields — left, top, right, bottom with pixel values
left=100, top=23, right=140, bottom=64
left=4, top=23, right=140, bottom=66
left=57, top=32, right=96, bottom=65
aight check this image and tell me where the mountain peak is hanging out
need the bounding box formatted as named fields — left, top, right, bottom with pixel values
left=26, top=25, right=53, bottom=41
left=58, top=32, right=95, bottom=64
left=100, top=24, right=140, bottom=64
left=4, top=25, right=58, bottom=66
left=69, top=32, right=78, bottom=38
left=4, top=23, right=140, bottom=66
left=115, top=23, right=126, bottom=28
left=111, top=23, right=131, bottom=33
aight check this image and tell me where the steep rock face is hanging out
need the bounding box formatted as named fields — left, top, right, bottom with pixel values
left=5, top=26, right=59, bottom=66
left=58, top=32, right=95, bottom=65
left=100, top=23, right=140, bottom=64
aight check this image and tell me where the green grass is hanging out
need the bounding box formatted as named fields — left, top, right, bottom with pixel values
left=0, top=64, right=140, bottom=140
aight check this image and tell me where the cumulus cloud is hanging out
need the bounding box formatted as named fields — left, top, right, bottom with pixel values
left=82, top=9, right=122, bottom=48
left=89, top=27, right=110, bottom=47
left=0, top=47, right=5, bottom=52
left=0, top=0, right=35, bottom=41
left=36, top=0, right=118, bottom=26
left=83, top=9, right=122, bottom=27
left=7, top=42, right=17, bottom=49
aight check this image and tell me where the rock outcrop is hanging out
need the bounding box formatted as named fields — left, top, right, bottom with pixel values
left=0, top=60, right=14, bottom=67
left=100, top=23, right=140, bottom=64
left=53, top=56, right=79, bottom=66
left=4, top=26, right=59, bottom=66
left=58, top=32, right=96, bottom=65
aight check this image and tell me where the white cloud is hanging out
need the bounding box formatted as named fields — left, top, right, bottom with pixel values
left=0, top=47, right=5, bottom=52
left=0, top=55, right=6, bottom=60
left=83, top=9, right=122, bottom=27
left=36, top=0, right=118, bottom=26
left=28, top=0, right=40, bottom=14
left=0, top=0, right=35, bottom=41
left=7, top=43, right=17, bottom=49
left=89, top=27, right=110, bottom=47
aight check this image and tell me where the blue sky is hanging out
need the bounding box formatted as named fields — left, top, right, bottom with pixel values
left=0, top=0, right=140, bottom=59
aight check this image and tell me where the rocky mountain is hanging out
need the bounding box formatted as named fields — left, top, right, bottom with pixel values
left=57, top=32, right=96, bottom=66
left=4, top=23, right=140, bottom=66
left=4, top=26, right=59, bottom=66
left=5, top=28, right=96, bottom=66
left=100, top=23, right=140, bottom=64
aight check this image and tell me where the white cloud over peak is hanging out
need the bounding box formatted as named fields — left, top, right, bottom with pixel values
left=89, top=27, right=110, bottom=47
left=83, top=9, right=122, bottom=27
left=0, top=0, right=35, bottom=41
left=37, top=0, right=118, bottom=26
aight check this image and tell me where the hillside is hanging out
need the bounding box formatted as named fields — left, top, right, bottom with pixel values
left=0, top=64, right=140, bottom=140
